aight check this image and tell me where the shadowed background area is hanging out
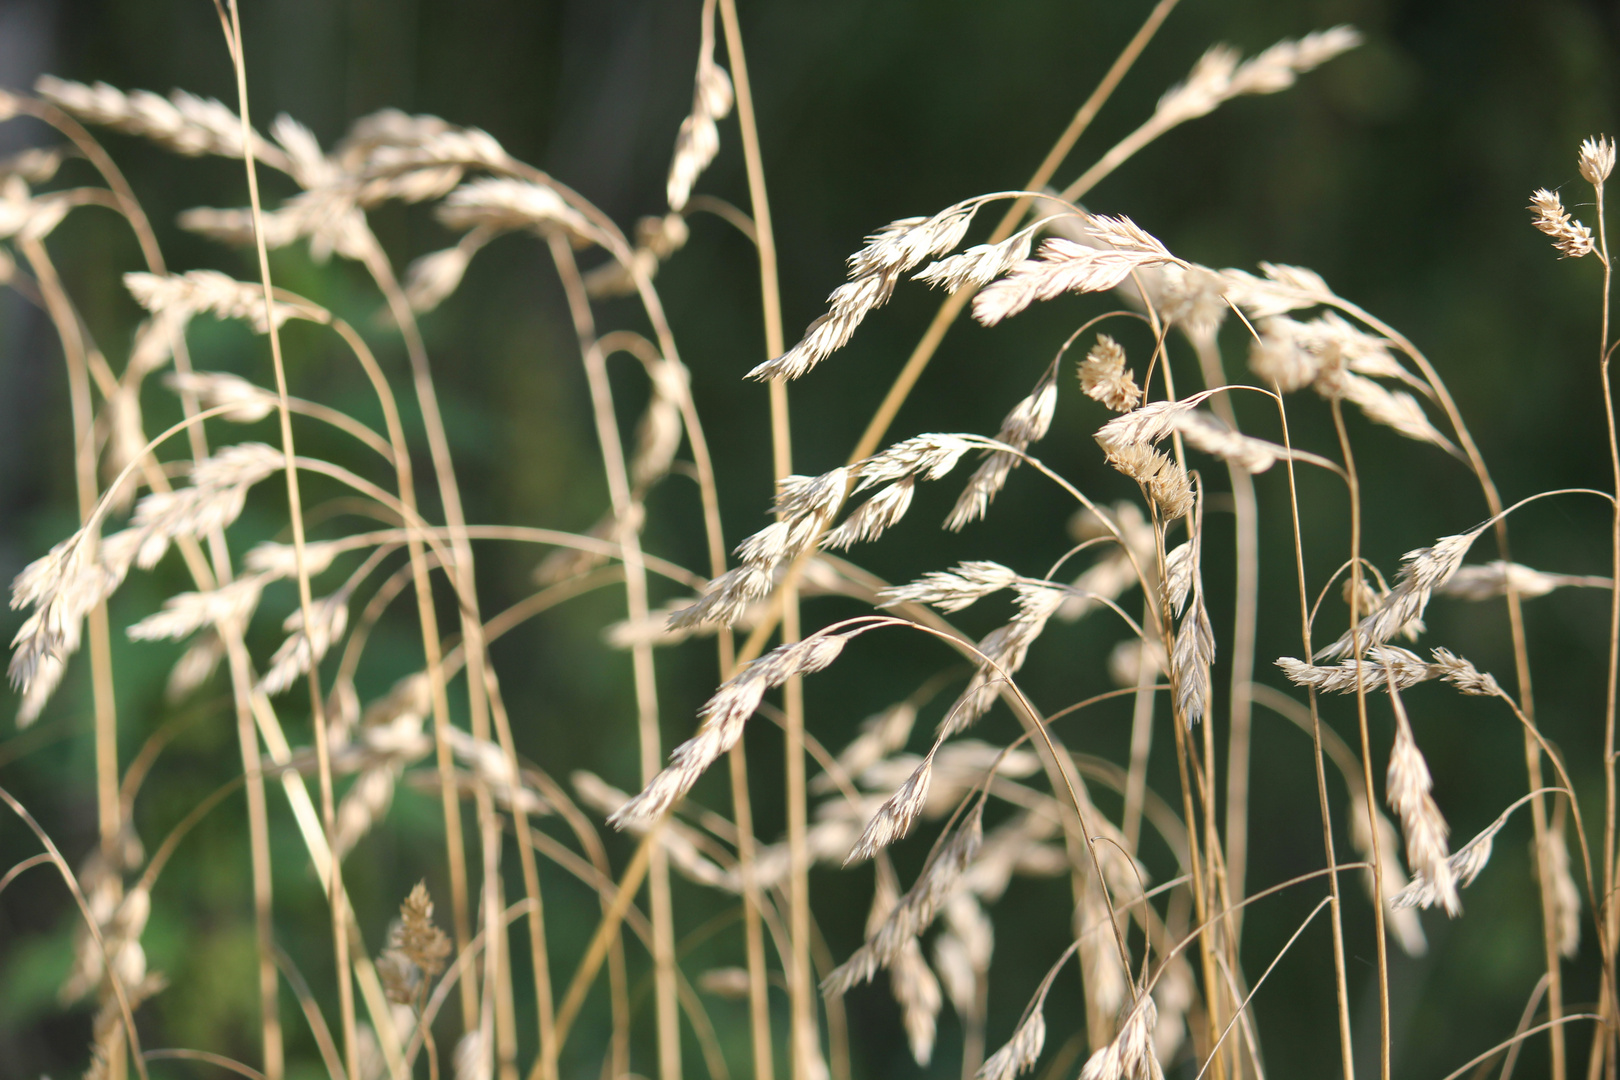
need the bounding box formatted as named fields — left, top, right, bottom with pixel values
left=1, top=1, right=1618, bottom=1078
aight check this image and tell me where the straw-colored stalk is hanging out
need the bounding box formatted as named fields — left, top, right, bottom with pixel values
left=548, top=234, right=680, bottom=1080
left=715, top=2, right=809, bottom=1076
left=1330, top=398, right=1392, bottom=1080
left=211, top=6, right=357, bottom=1078
left=1274, top=391, right=1358, bottom=1080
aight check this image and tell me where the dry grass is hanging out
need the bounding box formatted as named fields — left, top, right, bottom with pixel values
left=3, top=5, right=1619, bottom=1080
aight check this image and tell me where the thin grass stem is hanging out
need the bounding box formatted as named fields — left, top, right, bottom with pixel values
left=210, top=8, right=354, bottom=1077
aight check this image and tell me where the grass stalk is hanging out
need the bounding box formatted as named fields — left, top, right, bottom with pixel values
left=1598, top=164, right=1619, bottom=1080
left=851, top=0, right=1181, bottom=466
left=549, top=233, right=680, bottom=1080
left=211, top=6, right=356, bottom=1078
left=1189, top=336, right=1259, bottom=926
left=714, top=3, right=810, bottom=1076
left=359, top=239, right=485, bottom=1035
left=19, top=235, right=128, bottom=1079
left=1276, top=391, right=1356, bottom=1080
left=1330, top=398, right=1391, bottom=1080
left=1323, top=294, right=1572, bottom=1080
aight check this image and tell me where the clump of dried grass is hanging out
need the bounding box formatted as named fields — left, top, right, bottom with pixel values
left=7, top=10, right=1620, bottom=1080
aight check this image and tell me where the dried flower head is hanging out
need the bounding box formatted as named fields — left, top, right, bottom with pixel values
left=1529, top=188, right=1594, bottom=259
left=1579, top=135, right=1616, bottom=185
left=1079, top=335, right=1141, bottom=412
left=378, top=881, right=452, bottom=1004
left=1101, top=441, right=1194, bottom=523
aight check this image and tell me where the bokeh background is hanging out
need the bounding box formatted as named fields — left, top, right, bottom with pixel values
left=1, top=0, right=1618, bottom=1078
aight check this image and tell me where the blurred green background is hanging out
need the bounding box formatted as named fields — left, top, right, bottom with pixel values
left=1, top=0, right=1618, bottom=1078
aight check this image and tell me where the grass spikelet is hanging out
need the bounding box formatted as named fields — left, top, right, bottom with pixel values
left=1276, top=645, right=1434, bottom=695
left=666, top=563, right=773, bottom=631
left=943, top=583, right=1065, bottom=735
left=1143, top=264, right=1229, bottom=339
left=979, top=1004, right=1046, bottom=1080
left=752, top=200, right=983, bottom=381
left=1436, top=560, right=1611, bottom=601
left=256, top=592, right=350, bottom=697
left=631, top=355, right=689, bottom=489
left=1077, top=994, right=1161, bottom=1080
left=1079, top=334, right=1141, bottom=412
left=933, top=893, right=992, bottom=1016
left=1580, top=135, right=1616, bottom=184
left=697, top=967, right=753, bottom=1000
left=163, top=371, right=276, bottom=424
left=1163, top=541, right=1194, bottom=615
left=1224, top=261, right=1336, bottom=316
left=1153, top=28, right=1360, bottom=127
left=164, top=630, right=224, bottom=702
left=666, top=0, right=733, bottom=212
left=846, top=755, right=934, bottom=864
left=879, top=561, right=1021, bottom=613
left=894, top=936, right=943, bottom=1065
left=334, top=765, right=397, bottom=860
left=1248, top=316, right=1321, bottom=391
left=1529, top=188, right=1595, bottom=259
left=1316, top=522, right=1488, bottom=660
left=1385, top=683, right=1457, bottom=915
left=1104, top=442, right=1193, bottom=522
left=0, top=145, right=67, bottom=185
left=612, top=631, right=852, bottom=828
left=1428, top=647, right=1502, bottom=697
left=1077, top=872, right=1129, bottom=1021
left=0, top=176, right=69, bottom=241
left=1094, top=397, right=1204, bottom=456
left=1171, top=409, right=1303, bottom=474
left=1349, top=796, right=1427, bottom=956
left=126, top=576, right=265, bottom=642
left=379, top=881, right=451, bottom=1007
left=585, top=214, right=690, bottom=297
left=242, top=538, right=343, bottom=581
left=125, top=270, right=322, bottom=332
left=947, top=368, right=1059, bottom=530
left=972, top=227, right=1178, bottom=327
left=913, top=227, right=1038, bottom=292
left=1335, top=373, right=1456, bottom=452
left=35, top=75, right=284, bottom=165
left=403, top=226, right=495, bottom=313
left=1544, top=826, right=1582, bottom=958
left=822, top=477, right=916, bottom=550
left=1171, top=579, right=1214, bottom=727
left=438, top=177, right=593, bottom=240
left=854, top=432, right=977, bottom=488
